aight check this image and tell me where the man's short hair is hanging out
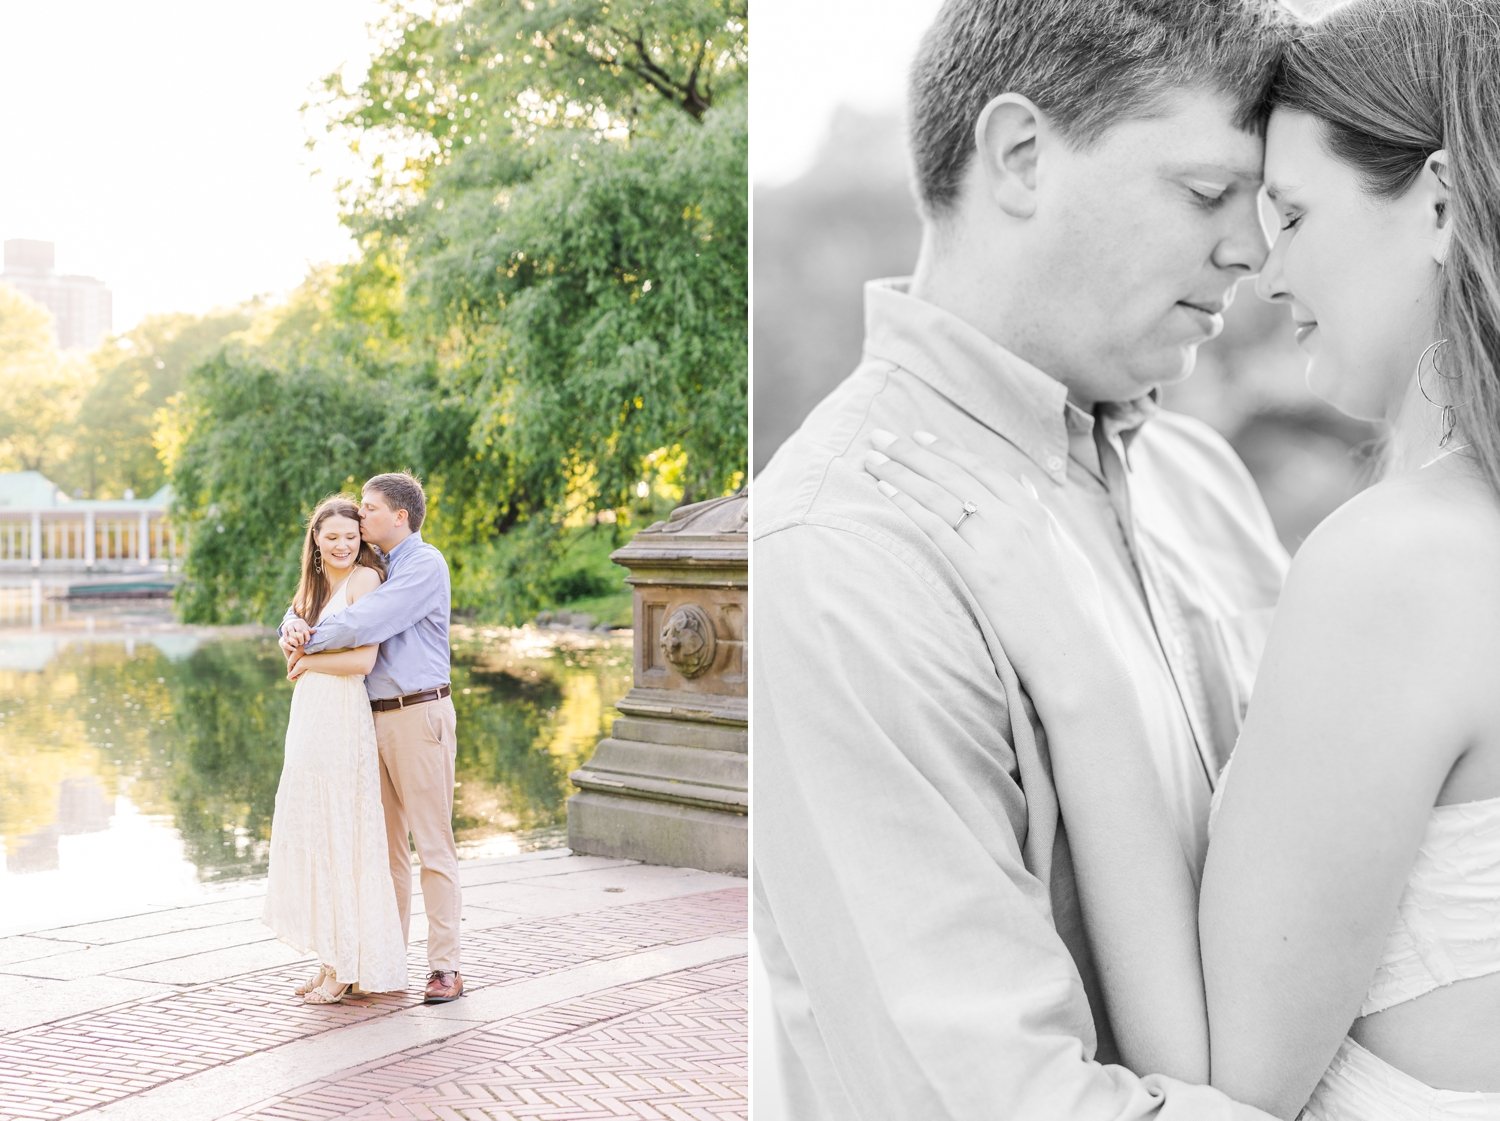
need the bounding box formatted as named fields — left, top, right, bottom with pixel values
left=366, top=471, right=428, bottom=533
left=908, top=0, right=1297, bottom=217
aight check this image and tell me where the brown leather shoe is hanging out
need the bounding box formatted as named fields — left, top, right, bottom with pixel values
left=423, top=969, right=463, bottom=1004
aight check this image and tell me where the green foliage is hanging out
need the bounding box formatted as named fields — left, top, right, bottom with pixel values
left=165, top=640, right=290, bottom=879
left=0, top=285, right=78, bottom=475
left=322, top=0, right=747, bottom=228
left=59, top=309, right=253, bottom=500
left=448, top=663, right=566, bottom=835
left=170, top=345, right=391, bottom=624
left=165, top=0, right=746, bottom=625
left=410, top=89, right=747, bottom=518
left=541, top=522, right=632, bottom=624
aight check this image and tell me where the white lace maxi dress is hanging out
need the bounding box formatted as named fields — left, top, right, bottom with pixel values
left=261, top=578, right=407, bottom=992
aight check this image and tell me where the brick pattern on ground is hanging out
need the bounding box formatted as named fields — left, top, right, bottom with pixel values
left=0, top=888, right=745, bottom=1121
left=225, top=957, right=746, bottom=1121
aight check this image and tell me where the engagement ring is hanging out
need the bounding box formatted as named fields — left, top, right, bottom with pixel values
left=953, top=501, right=978, bottom=531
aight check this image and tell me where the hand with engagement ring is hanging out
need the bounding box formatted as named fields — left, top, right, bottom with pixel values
left=861, top=427, right=1116, bottom=682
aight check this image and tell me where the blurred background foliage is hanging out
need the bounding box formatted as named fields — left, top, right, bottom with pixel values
left=753, top=106, right=1379, bottom=552
left=0, top=0, right=747, bottom=625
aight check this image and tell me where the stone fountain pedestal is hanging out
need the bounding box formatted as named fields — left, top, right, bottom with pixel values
left=566, top=491, right=747, bottom=875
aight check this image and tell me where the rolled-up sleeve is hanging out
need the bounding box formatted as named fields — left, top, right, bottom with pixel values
left=304, top=553, right=443, bottom=652
left=753, top=521, right=1271, bottom=1121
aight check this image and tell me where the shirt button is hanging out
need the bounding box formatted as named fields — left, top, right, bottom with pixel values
left=1046, top=455, right=1065, bottom=472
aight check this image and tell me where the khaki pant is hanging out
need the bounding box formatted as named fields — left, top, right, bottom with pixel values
left=374, top=696, right=461, bottom=972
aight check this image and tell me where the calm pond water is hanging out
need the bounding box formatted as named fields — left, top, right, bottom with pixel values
left=0, top=580, right=631, bottom=933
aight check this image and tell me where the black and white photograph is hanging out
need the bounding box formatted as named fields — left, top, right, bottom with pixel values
left=751, top=0, right=1500, bottom=1118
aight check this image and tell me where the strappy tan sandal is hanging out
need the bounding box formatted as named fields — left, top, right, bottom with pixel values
left=302, top=969, right=351, bottom=1005
left=294, top=964, right=330, bottom=996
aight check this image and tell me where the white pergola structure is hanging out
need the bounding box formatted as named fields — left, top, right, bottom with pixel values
left=0, top=501, right=178, bottom=571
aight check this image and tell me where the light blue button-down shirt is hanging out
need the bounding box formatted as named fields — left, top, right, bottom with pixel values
left=295, top=532, right=452, bottom=700
left=755, top=279, right=1288, bottom=1120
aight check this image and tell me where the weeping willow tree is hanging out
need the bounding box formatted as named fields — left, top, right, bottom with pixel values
left=170, top=0, right=747, bottom=624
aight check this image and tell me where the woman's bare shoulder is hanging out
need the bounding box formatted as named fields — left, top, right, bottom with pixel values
left=1279, top=474, right=1500, bottom=655
left=1298, top=474, right=1500, bottom=572
left=346, top=564, right=383, bottom=603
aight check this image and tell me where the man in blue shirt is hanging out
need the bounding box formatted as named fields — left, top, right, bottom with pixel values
left=281, top=472, right=463, bottom=1004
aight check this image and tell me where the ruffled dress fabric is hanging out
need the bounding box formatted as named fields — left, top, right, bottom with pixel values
left=1210, top=762, right=1500, bottom=1120
left=1359, top=797, right=1500, bottom=1016
left=1303, top=1036, right=1500, bottom=1121
left=261, top=580, right=406, bottom=992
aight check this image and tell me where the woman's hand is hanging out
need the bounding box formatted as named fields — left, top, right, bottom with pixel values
left=286, top=651, right=310, bottom=681
left=865, top=427, right=1211, bottom=1081
left=282, top=618, right=312, bottom=648
left=863, top=428, right=1115, bottom=684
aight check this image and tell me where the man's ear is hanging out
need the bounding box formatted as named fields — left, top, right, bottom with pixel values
left=974, top=93, right=1043, bottom=219
left=1423, top=149, right=1452, bottom=265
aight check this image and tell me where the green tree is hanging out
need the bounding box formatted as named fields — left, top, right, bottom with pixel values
left=343, top=0, right=747, bottom=618
left=322, top=0, right=746, bottom=227
left=0, top=285, right=78, bottom=476
left=170, top=369, right=388, bottom=622
left=60, top=308, right=254, bottom=500
left=167, top=263, right=419, bottom=624
left=172, top=0, right=747, bottom=624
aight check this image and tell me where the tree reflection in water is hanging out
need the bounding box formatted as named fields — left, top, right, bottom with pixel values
left=0, top=630, right=631, bottom=885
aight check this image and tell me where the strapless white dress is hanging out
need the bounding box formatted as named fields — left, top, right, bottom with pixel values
left=1211, top=767, right=1500, bottom=1120
left=261, top=579, right=407, bottom=992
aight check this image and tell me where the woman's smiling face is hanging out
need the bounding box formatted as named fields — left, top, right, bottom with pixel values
left=315, top=514, right=361, bottom=574
left=1255, top=108, right=1445, bottom=422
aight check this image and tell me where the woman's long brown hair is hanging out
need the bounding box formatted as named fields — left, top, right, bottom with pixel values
left=291, top=495, right=386, bottom=626
left=1271, top=0, right=1500, bottom=498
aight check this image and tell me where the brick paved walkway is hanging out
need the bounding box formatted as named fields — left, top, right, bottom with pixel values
left=0, top=853, right=746, bottom=1121
left=228, top=958, right=746, bottom=1120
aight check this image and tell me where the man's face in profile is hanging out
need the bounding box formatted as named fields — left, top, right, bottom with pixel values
left=359, top=489, right=400, bottom=551
left=1013, top=86, right=1269, bottom=404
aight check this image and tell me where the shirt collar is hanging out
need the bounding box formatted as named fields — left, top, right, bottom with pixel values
left=862, top=278, right=1159, bottom=484
left=383, top=531, right=423, bottom=564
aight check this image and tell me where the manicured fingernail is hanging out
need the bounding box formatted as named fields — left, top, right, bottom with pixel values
left=876, top=480, right=899, bottom=497
left=870, top=428, right=896, bottom=450
left=913, top=430, right=936, bottom=446
left=865, top=450, right=889, bottom=467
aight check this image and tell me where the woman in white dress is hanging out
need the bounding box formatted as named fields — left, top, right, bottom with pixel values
left=262, top=495, right=407, bottom=1004
left=868, top=0, right=1500, bottom=1116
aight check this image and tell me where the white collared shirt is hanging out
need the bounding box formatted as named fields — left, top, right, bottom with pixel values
left=753, top=278, right=1288, bottom=1120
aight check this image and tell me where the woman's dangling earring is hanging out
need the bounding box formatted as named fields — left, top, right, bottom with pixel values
left=1416, top=338, right=1460, bottom=447
left=314, top=551, right=324, bottom=574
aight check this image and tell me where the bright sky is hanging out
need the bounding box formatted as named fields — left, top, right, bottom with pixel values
left=752, top=0, right=944, bottom=187
left=0, top=0, right=393, bottom=333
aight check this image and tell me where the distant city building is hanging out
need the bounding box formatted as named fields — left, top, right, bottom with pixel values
left=1, top=239, right=112, bottom=351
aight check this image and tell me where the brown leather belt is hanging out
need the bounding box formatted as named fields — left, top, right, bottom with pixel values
left=370, top=684, right=452, bottom=712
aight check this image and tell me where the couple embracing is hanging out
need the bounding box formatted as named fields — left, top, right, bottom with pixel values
left=261, top=472, right=464, bottom=1008
left=757, top=0, right=1500, bottom=1118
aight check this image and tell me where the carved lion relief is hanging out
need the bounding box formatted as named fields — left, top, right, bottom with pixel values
left=661, top=604, right=717, bottom=679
